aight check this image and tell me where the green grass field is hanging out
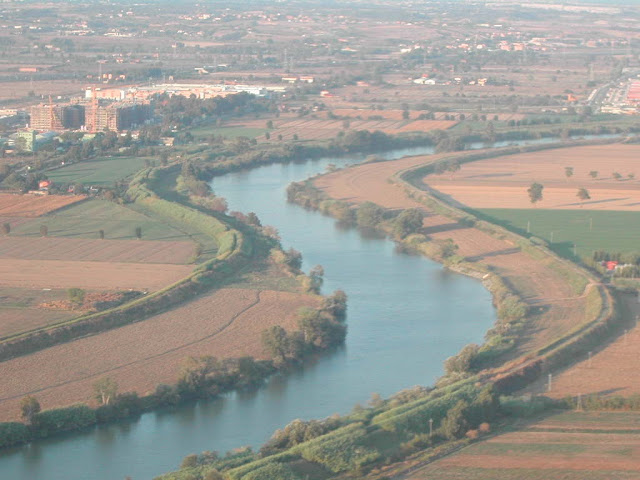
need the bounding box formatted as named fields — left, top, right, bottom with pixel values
left=46, top=155, right=151, bottom=186
left=11, top=199, right=195, bottom=243
left=475, top=208, right=640, bottom=260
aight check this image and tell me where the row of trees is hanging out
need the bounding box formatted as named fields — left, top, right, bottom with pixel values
left=527, top=183, right=591, bottom=205
left=564, top=166, right=635, bottom=182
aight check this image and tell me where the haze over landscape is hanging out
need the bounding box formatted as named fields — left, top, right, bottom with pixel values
left=1, top=1, right=640, bottom=479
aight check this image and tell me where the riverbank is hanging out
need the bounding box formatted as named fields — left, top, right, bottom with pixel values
left=291, top=137, right=620, bottom=383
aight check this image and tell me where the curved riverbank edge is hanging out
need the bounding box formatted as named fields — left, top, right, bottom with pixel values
left=390, top=139, right=622, bottom=392
left=290, top=136, right=623, bottom=391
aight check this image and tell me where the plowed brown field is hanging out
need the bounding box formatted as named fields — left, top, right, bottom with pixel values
left=0, top=309, right=73, bottom=338
left=0, top=288, right=320, bottom=421
left=0, top=236, right=195, bottom=264
left=428, top=144, right=640, bottom=211
left=407, top=411, right=640, bottom=480
left=234, top=116, right=456, bottom=141
left=0, top=259, right=193, bottom=290
left=525, top=293, right=640, bottom=398
left=313, top=152, right=587, bottom=358
left=0, top=193, right=85, bottom=216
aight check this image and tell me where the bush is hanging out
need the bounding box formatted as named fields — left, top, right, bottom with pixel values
left=0, top=422, right=30, bottom=448
left=293, top=423, right=380, bottom=473
left=356, top=202, right=384, bottom=229
left=33, top=405, right=97, bottom=437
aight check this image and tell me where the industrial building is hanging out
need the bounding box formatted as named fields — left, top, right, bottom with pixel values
left=85, top=83, right=270, bottom=101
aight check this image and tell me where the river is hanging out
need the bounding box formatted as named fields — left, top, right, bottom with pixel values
left=0, top=136, right=607, bottom=480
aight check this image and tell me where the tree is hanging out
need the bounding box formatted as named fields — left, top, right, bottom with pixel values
left=440, top=238, right=459, bottom=258
left=19, top=396, right=40, bottom=424
left=246, top=212, right=261, bottom=226
left=402, top=109, right=410, bottom=120
left=576, top=187, right=590, bottom=206
left=612, top=171, right=622, bottom=181
left=392, top=208, right=424, bottom=238
left=564, top=166, right=574, bottom=180
left=266, top=120, right=274, bottom=129
left=447, top=159, right=461, bottom=179
left=322, top=290, right=348, bottom=319
left=589, top=170, right=598, bottom=180
left=298, top=308, right=346, bottom=348
left=181, top=454, right=198, bottom=469
left=629, top=173, right=635, bottom=181
left=440, top=400, right=469, bottom=440
left=309, top=265, right=324, bottom=293
left=135, top=226, right=142, bottom=239
left=262, top=325, right=289, bottom=363
left=94, top=377, right=118, bottom=405
left=67, top=287, right=85, bottom=306
left=98, top=229, right=105, bottom=240
left=178, top=356, right=221, bottom=393
left=527, top=182, right=544, bottom=205
left=264, top=132, right=270, bottom=140
left=39, top=225, right=48, bottom=237
left=356, top=201, right=384, bottom=228
left=1, top=222, right=9, bottom=235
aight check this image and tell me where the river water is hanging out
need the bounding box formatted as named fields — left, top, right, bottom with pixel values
left=1, top=136, right=607, bottom=479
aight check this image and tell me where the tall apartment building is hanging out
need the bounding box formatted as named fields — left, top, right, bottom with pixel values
left=85, top=102, right=152, bottom=132
left=29, top=104, right=64, bottom=131
left=29, top=104, right=85, bottom=130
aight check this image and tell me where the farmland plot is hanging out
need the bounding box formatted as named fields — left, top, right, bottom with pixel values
left=0, top=288, right=320, bottom=421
